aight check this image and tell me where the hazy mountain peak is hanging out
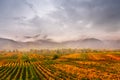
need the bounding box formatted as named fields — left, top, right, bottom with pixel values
left=0, top=37, right=119, bottom=50
left=82, top=38, right=102, bottom=43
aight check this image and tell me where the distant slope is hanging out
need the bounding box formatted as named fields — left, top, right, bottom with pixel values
left=82, top=38, right=102, bottom=43
left=0, top=38, right=22, bottom=50
left=81, top=38, right=104, bottom=48
left=0, top=38, right=59, bottom=50
left=62, top=38, right=104, bottom=49
left=0, top=37, right=119, bottom=50
left=24, top=39, right=59, bottom=49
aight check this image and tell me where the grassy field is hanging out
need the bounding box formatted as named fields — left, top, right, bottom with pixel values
left=0, top=49, right=120, bottom=80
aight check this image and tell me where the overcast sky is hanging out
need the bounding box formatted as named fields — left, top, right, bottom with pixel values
left=0, top=0, right=120, bottom=42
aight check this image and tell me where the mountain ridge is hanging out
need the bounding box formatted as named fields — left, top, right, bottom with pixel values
left=0, top=37, right=119, bottom=50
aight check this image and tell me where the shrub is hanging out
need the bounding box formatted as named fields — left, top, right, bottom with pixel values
left=52, top=54, right=59, bottom=60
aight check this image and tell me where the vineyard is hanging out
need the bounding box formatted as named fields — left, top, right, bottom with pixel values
left=0, top=49, right=120, bottom=80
